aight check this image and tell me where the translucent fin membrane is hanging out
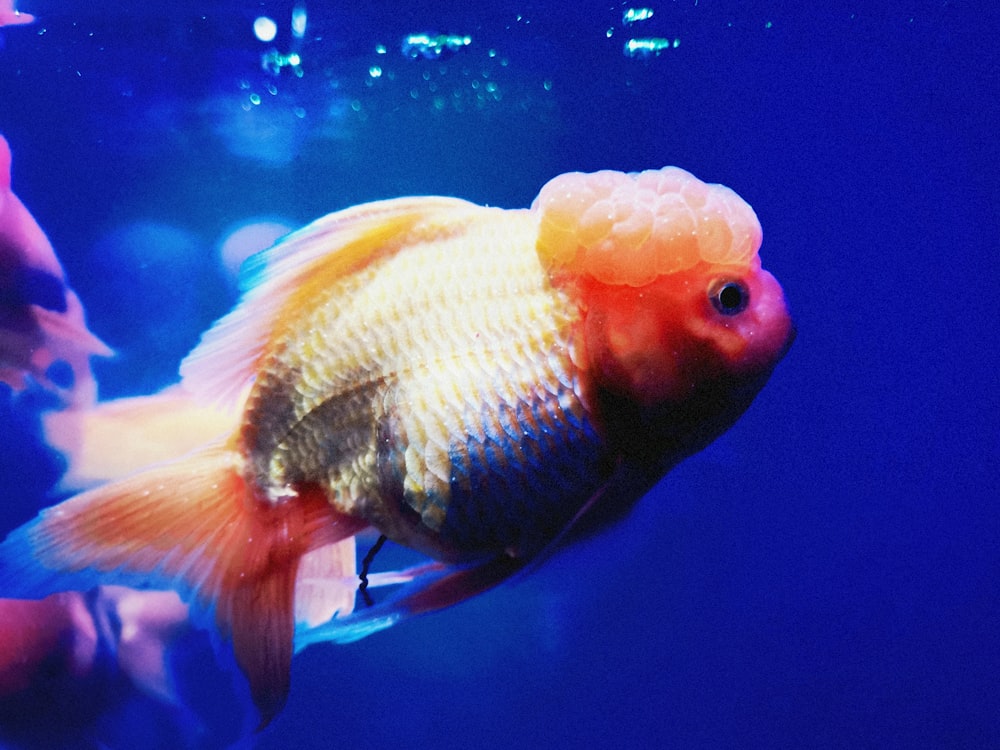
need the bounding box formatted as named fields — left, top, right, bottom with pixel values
left=532, top=166, right=762, bottom=286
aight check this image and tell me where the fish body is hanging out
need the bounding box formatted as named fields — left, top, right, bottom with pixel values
left=0, top=134, right=111, bottom=402
left=0, top=167, right=793, bottom=723
left=235, top=204, right=601, bottom=561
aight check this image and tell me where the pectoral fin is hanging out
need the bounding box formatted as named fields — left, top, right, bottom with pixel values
left=296, top=554, right=525, bottom=649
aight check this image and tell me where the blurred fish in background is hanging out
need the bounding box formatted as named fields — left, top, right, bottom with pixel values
left=0, top=586, right=253, bottom=750
left=0, top=134, right=111, bottom=405
left=0, top=134, right=254, bottom=750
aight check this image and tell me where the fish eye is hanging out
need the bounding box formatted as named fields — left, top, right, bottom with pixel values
left=709, top=279, right=749, bottom=316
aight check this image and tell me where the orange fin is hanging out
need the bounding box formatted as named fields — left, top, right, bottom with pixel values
left=42, top=383, right=244, bottom=489
left=0, top=445, right=367, bottom=725
left=179, top=196, right=482, bottom=409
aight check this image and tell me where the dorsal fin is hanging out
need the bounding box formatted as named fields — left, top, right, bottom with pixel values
left=179, top=196, right=480, bottom=408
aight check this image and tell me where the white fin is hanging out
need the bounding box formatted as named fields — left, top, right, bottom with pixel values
left=293, top=538, right=359, bottom=628
left=42, top=383, right=243, bottom=489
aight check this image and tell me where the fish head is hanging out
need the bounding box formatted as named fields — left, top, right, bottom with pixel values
left=534, top=166, right=793, bottom=465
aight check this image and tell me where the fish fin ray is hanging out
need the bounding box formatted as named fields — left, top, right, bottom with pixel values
left=295, top=555, right=524, bottom=648
left=0, top=445, right=366, bottom=726
left=293, top=537, right=360, bottom=628
left=179, top=196, right=481, bottom=408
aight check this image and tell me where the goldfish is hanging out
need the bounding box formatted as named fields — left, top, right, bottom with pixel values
left=0, top=166, right=793, bottom=724
left=0, top=134, right=111, bottom=403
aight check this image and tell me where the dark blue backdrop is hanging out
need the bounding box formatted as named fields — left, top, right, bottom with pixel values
left=0, top=2, right=996, bottom=748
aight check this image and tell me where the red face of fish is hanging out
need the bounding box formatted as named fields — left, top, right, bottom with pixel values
left=579, top=257, right=792, bottom=406
left=534, top=167, right=793, bottom=465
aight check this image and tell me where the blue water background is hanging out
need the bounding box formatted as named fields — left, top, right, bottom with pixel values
left=1, top=1, right=997, bottom=748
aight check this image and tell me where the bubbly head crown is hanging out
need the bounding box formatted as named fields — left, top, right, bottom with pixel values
left=533, top=166, right=762, bottom=286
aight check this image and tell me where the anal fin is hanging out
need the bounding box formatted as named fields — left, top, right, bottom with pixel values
left=295, top=537, right=360, bottom=628
left=296, top=555, right=525, bottom=649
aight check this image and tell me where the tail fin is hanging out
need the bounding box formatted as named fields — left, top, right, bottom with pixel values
left=0, top=445, right=366, bottom=725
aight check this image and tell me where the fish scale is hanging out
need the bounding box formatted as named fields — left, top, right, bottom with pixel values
left=395, top=321, right=601, bottom=553
left=244, top=208, right=594, bottom=556
left=439, top=362, right=605, bottom=554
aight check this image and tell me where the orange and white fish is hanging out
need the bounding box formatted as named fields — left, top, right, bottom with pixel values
left=0, top=134, right=111, bottom=403
left=0, top=166, right=793, bottom=724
